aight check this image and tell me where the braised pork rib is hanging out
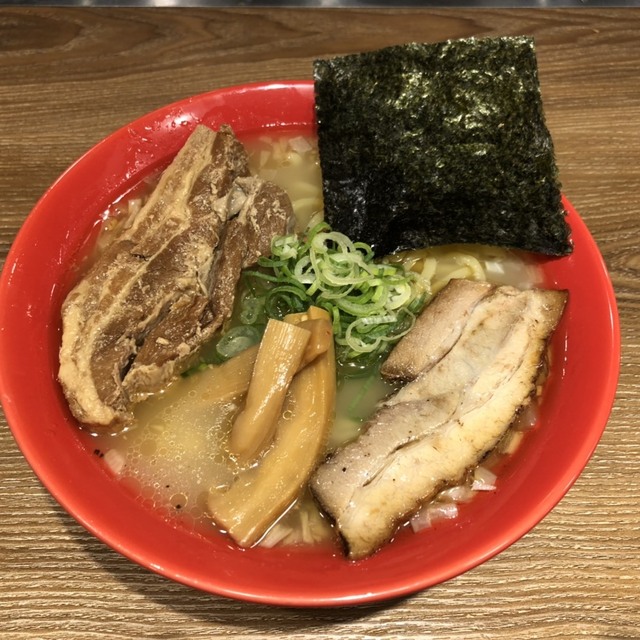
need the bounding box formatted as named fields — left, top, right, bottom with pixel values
left=59, top=125, right=293, bottom=430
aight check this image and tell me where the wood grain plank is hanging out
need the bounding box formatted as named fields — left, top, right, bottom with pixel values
left=1, top=7, right=639, bottom=640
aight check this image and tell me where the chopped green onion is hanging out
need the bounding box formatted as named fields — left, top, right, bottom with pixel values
left=238, top=222, right=427, bottom=369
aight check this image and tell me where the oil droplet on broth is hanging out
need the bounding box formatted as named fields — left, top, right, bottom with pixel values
left=170, top=493, right=188, bottom=510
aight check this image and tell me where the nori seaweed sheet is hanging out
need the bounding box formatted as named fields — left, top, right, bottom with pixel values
left=314, top=37, right=572, bottom=257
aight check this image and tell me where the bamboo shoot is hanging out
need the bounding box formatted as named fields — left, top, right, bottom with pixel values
left=195, top=345, right=258, bottom=404
left=208, top=306, right=336, bottom=548
left=229, top=319, right=311, bottom=462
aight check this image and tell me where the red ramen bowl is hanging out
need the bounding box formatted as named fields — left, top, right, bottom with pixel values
left=0, top=81, right=620, bottom=607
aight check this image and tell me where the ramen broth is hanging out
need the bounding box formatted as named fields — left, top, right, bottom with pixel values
left=87, top=131, right=543, bottom=548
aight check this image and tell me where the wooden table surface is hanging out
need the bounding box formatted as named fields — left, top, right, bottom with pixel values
left=1, top=7, right=639, bottom=639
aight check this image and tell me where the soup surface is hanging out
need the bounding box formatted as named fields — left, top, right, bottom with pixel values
left=87, top=131, right=544, bottom=549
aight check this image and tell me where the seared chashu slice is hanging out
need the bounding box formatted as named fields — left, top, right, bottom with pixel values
left=381, top=278, right=493, bottom=381
left=59, top=125, right=292, bottom=430
left=311, top=280, right=567, bottom=560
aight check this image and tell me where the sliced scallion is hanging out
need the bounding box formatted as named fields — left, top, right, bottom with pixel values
left=240, top=222, right=426, bottom=368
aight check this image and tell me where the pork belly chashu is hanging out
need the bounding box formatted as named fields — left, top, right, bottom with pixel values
left=311, top=279, right=568, bottom=560
left=59, top=125, right=293, bottom=430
